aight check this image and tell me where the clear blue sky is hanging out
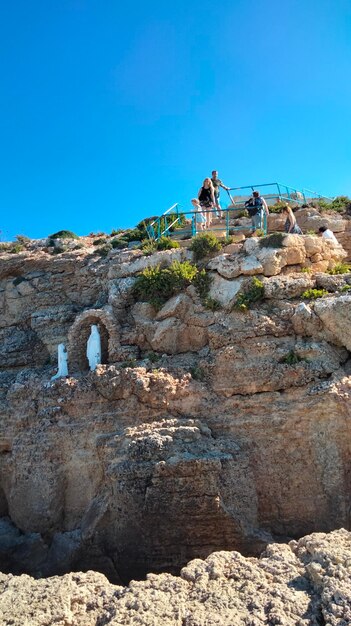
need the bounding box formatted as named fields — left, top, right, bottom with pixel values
left=1, top=0, right=350, bottom=240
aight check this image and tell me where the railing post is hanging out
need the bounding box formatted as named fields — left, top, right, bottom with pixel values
left=264, top=211, right=267, bottom=235
left=192, top=215, right=196, bottom=237
left=226, top=208, right=229, bottom=238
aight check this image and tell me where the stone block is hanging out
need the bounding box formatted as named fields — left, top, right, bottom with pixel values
left=208, top=273, right=244, bottom=309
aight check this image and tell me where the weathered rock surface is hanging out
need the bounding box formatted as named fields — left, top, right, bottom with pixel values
left=1, top=529, right=351, bottom=625
left=1, top=239, right=351, bottom=583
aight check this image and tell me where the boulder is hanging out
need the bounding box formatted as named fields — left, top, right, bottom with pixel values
left=314, top=295, right=351, bottom=350
left=208, top=273, right=244, bottom=309
left=108, top=249, right=190, bottom=279
left=148, top=317, right=208, bottom=353
left=256, top=247, right=285, bottom=276
left=291, top=302, right=323, bottom=336
left=207, top=254, right=241, bottom=279
left=263, top=275, right=316, bottom=299
left=156, top=294, right=193, bottom=321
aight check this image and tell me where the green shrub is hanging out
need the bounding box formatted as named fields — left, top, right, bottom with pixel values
left=0, top=243, right=11, bottom=252
left=120, top=358, right=137, bottom=368
left=327, top=263, right=351, bottom=275
left=259, top=233, right=286, bottom=249
left=317, top=196, right=351, bottom=214
left=193, top=268, right=211, bottom=301
left=317, top=199, right=330, bottom=212
left=94, top=244, right=112, bottom=257
left=133, top=260, right=198, bottom=309
left=269, top=201, right=288, bottom=214
left=340, top=284, right=351, bottom=292
left=49, top=230, right=79, bottom=239
left=142, top=236, right=180, bottom=255
left=235, top=277, right=265, bottom=311
left=15, top=234, right=31, bottom=246
left=330, top=196, right=351, bottom=213
left=156, top=236, right=180, bottom=250
left=9, top=244, right=24, bottom=254
left=280, top=350, right=304, bottom=365
left=190, top=232, right=222, bottom=261
left=170, top=259, right=198, bottom=286
left=93, top=238, right=107, bottom=246
left=222, top=237, right=234, bottom=246
left=110, top=228, right=125, bottom=236
left=301, top=267, right=311, bottom=273
left=121, top=228, right=144, bottom=242
left=204, top=296, right=222, bottom=311
left=190, top=366, right=206, bottom=382
left=145, top=351, right=161, bottom=363
left=302, top=288, right=328, bottom=299
left=52, top=246, right=65, bottom=255
left=142, top=240, right=158, bottom=256
left=111, top=238, right=128, bottom=249
left=136, top=217, right=158, bottom=230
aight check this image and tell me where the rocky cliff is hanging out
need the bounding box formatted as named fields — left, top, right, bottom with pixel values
left=1, top=529, right=351, bottom=625
left=1, top=229, right=351, bottom=584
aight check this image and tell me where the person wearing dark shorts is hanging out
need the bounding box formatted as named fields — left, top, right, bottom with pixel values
left=211, top=170, right=230, bottom=218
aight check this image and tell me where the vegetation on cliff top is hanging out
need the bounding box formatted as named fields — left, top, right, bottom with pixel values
left=133, top=260, right=217, bottom=310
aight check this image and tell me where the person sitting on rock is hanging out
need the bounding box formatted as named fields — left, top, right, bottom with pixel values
left=282, top=204, right=302, bottom=234
left=318, top=226, right=338, bottom=244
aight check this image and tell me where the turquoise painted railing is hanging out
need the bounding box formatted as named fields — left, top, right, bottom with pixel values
left=146, top=203, right=183, bottom=240
left=146, top=182, right=331, bottom=241
left=147, top=204, right=268, bottom=240
left=227, top=181, right=331, bottom=206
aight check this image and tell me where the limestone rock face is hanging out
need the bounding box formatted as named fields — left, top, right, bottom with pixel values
left=0, top=529, right=351, bottom=626
left=263, top=274, right=315, bottom=299
left=1, top=241, right=351, bottom=584
left=314, top=295, right=351, bottom=351
left=208, top=273, right=244, bottom=308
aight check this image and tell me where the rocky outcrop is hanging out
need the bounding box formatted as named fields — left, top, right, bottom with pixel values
left=268, top=206, right=351, bottom=260
left=0, top=529, right=351, bottom=625
left=1, top=237, right=351, bottom=582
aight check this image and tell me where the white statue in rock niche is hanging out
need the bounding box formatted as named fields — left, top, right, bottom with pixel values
left=87, top=324, right=101, bottom=371
left=51, top=343, right=69, bottom=380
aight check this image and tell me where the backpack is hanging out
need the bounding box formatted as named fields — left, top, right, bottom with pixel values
left=246, top=197, right=263, bottom=217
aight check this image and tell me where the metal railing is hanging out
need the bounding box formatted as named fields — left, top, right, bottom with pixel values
left=146, top=182, right=331, bottom=241
left=145, top=203, right=183, bottom=240
left=147, top=204, right=268, bottom=241
left=227, top=182, right=332, bottom=207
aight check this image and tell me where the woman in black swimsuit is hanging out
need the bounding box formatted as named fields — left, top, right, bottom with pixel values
left=198, top=178, right=216, bottom=228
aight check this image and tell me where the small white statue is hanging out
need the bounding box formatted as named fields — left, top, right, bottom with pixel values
left=51, top=343, right=68, bottom=380
left=87, top=324, right=101, bottom=371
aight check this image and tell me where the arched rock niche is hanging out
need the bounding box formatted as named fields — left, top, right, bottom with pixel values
left=68, top=309, right=120, bottom=372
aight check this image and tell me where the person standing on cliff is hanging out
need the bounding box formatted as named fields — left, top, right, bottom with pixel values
left=211, top=170, right=230, bottom=219
left=198, top=178, right=216, bottom=228
left=245, top=191, right=269, bottom=232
